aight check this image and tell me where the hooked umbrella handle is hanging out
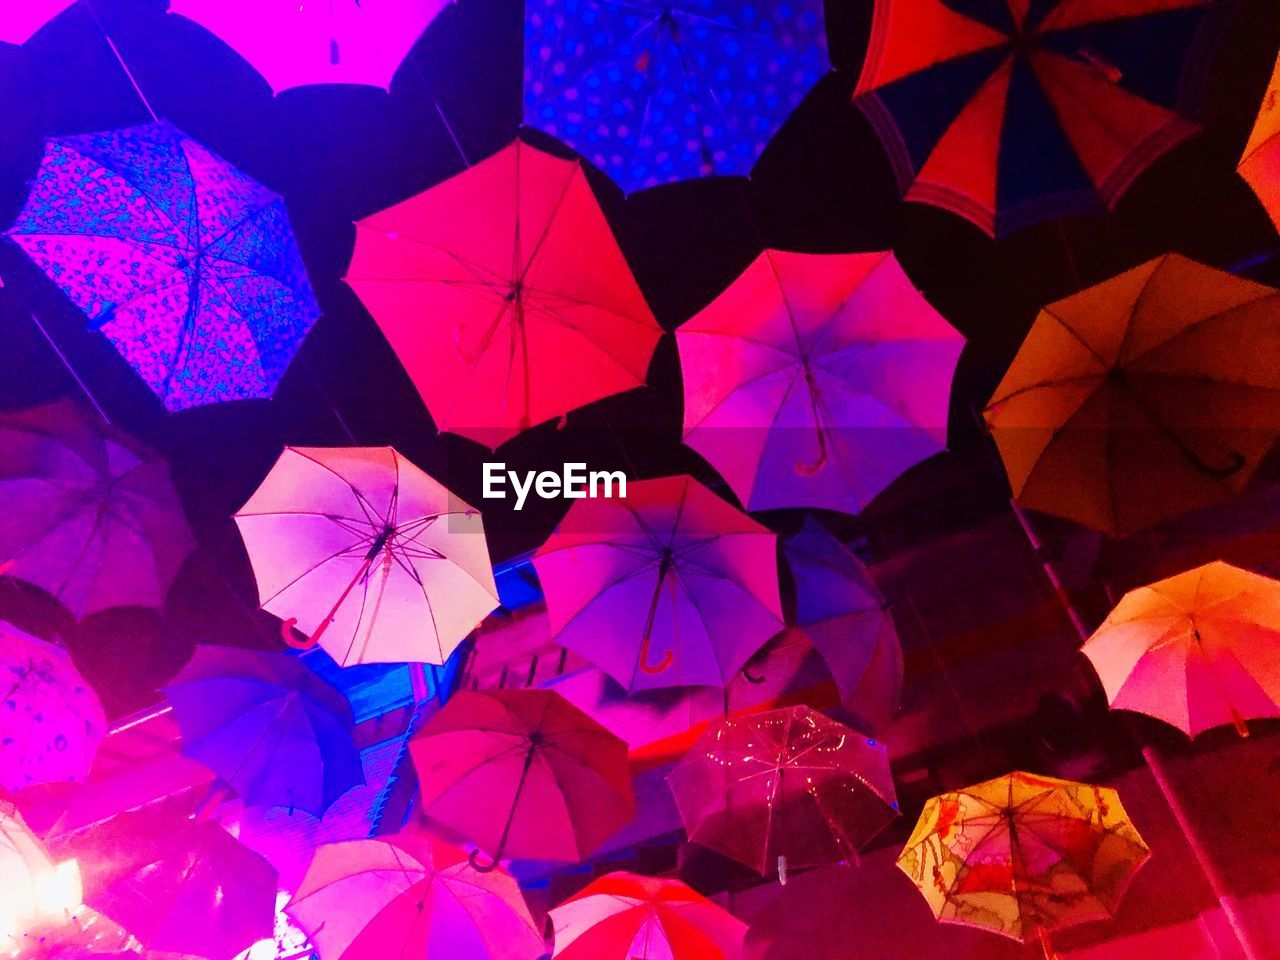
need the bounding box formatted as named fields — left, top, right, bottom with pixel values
left=279, top=617, right=319, bottom=650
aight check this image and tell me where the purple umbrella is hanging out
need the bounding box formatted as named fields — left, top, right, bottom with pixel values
left=784, top=518, right=902, bottom=734
left=50, top=809, right=278, bottom=960
left=0, top=399, right=194, bottom=617
left=7, top=122, right=320, bottom=411
left=162, top=646, right=364, bottom=816
left=0, top=622, right=105, bottom=793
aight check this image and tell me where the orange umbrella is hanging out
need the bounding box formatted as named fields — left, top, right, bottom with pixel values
left=1239, top=52, right=1280, bottom=232
left=1083, top=561, right=1280, bottom=737
left=985, top=254, right=1280, bottom=536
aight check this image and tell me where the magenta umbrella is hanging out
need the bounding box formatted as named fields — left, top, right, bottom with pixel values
left=0, top=621, right=106, bottom=793
left=677, top=250, right=964, bottom=514
left=50, top=809, right=278, bottom=960
left=0, top=1, right=72, bottom=43
left=170, top=0, right=451, bottom=93
left=0, top=400, right=194, bottom=618
left=532, top=475, right=784, bottom=691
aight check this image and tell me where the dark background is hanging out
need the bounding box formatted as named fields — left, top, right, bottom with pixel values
left=0, top=0, right=1278, bottom=716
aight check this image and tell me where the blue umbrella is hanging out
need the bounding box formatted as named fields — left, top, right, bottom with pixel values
left=162, top=646, right=364, bottom=816
left=784, top=518, right=902, bottom=734
left=523, top=0, right=828, bottom=193
left=7, top=121, right=320, bottom=411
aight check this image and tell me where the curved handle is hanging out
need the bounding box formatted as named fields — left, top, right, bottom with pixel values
left=1184, top=448, right=1246, bottom=481
left=467, top=848, right=501, bottom=873
left=741, top=666, right=766, bottom=685
left=279, top=617, right=319, bottom=650
left=795, top=428, right=829, bottom=476
left=638, top=638, right=674, bottom=675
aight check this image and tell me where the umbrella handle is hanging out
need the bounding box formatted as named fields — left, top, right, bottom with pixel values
left=741, top=666, right=766, bottom=684
left=0, top=559, right=13, bottom=577
left=795, top=423, right=829, bottom=475
left=1182, top=447, right=1245, bottom=481
left=638, top=637, right=674, bottom=675
left=279, top=618, right=319, bottom=650
left=467, top=847, right=501, bottom=873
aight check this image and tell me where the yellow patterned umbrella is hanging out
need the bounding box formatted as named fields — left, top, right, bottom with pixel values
left=897, top=772, right=1149, bottom=960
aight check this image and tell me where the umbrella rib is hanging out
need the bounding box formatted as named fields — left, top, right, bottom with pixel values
left=286, top=448, right=390, bottom=529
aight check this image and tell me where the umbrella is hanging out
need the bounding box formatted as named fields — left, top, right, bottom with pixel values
left=170, top=0, right=450, bottom=94
left=852, top=0, right=1212, bottom=236
left=550, top=872, right=746, bottom=960
left=667, top=705, right=898, bottom=880
left=522, top=0, right=828, bottom=193
left=234, top=446, right=499, bottom=666
left=532, top=474, right=784, bottom=691
left=410, top=688, right=634, bottom=867
left=897, top=772, right=1150, bottom=959
left=1082, top=561, right=1280, bottom=737
left=1239, top=51, right=1280, bottom=232
left=344, top=139, right=661, bottom=449
left=0, top=399, right=194, bottom=617
left=677, top=250, right=963, bottom=514
left=783, top=519, right=902, bottom=733
left=162, top=645, right=364, bottom=815
left=51, top=809, right=278, bottom=960
left=984, top=254, right=1280, bottom=536
left=0, top=621, right=105, bottom=794
left=8, top=121, right=320, bottom=411
left=286, top=833, right=544, bottom=960
left=0, top=801, right=83, bottom=941
left=0, top=1, right=73, bottom=43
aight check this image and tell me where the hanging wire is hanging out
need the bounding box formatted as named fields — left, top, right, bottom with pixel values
left=81, top=0, right=159, bottom=123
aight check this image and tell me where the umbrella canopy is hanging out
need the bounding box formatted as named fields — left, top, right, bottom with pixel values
left=532, top=474, right=784, bottom=691
left=8, top=121, right=320, bottom=411
left=287, top=833, right=544, bottom=960
left=1239, top=51, right=1280, bottom=232
left=51, top=809, right=278, bottom=960
left=162, top=646, right=365, bottom=815
left=522, top=0, right=827, bottom=193
left=410, top=688, right=635, bottom=866
left=0, top=622, right=105, bottom=793
left=1082, top=561, right=1280, bottom=737
left=345, top=139, right=661, bottom=449
left=667, top=705, right=898, bottom=878
left=677, top=251, right=963, bottom=514
left=170, top=0, right=449, bottom=93
left=852, top=0, right=1212, bottom=236
left=234, top=446, right=499, bottom=666
left=0, top=399, right=194, bottom=617
left=550, top=871, right=746, bottom=960
left=897, top=772, right=1150, bottom=955
left=783, top=519, right=902, bottom=733
left=1, top=800, right=83, bottom=941
left=984, top=254, right=1280, bottom=537
left=0, top=1, right=73, bottom=44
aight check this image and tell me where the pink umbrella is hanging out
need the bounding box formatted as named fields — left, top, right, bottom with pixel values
left=345, top=140, right=661, bottom=449
left=234, top=446, right=499, bottom=666
left=286, top=833, right=545, bottom=960
left=410, top=689, right=635, bottom=867
left=0, top=622, right=106, bottom=794
left=0, top=400, right=195, bottom=618
left=677, top=250, right=964, bottom=514
left=532, top=475, right=784, bottom=691
left=0, top=1, right=73, bottom=44
left=169, top=0, right=450, bottom=93
left=550, top=872, right=746, bottom=960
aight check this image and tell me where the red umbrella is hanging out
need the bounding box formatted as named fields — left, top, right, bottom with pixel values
left=677, top=251, right=963, bottom=514
left=667, top=706, right=898, bottom=881
left=345, top=140, right=661, bottom=449
left=286, top=833, right=544, bottom=960
left=410, top=688, right=634, bottom=868
left=0, top=400, right=194, bottom=618
left=550, top=872, right=746, bottom=960
left=50, top=809, right=277, bottom=960
left=532, top=475, right=784, bottom=691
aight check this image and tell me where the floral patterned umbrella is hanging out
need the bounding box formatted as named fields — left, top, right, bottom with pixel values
left=8, top=121, right=320, bottom=411
left=897, top=772, right=1150, bottom=959
left=0, top=621, right=105, bottom=793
